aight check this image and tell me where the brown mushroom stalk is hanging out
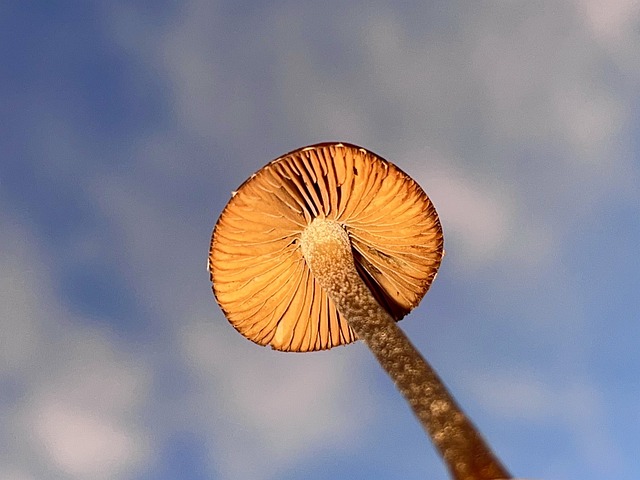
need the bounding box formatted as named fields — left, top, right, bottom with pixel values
left=301, top=217, right=509, bottom=480
left=209, top=143, right=512, bottom=480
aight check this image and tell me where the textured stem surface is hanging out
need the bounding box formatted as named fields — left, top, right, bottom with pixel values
left=301, top=218, right=510, bottom=480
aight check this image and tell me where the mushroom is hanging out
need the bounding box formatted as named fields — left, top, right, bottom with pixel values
left=209, top=142, right=511, bottom=480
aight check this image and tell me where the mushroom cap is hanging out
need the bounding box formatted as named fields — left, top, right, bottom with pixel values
left=209, top=142, right=444, bottom=352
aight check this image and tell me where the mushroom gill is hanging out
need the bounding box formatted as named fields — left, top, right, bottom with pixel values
left=210, top=142, right=443, bottom=352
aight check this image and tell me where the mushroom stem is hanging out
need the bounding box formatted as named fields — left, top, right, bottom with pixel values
left=301, top=218, right=510, bottom=480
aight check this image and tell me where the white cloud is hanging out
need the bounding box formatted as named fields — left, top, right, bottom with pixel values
left=552, top=86, right=623, bottom=163
left=425, top=165, right=515, bottom=266
left=0, top=211, right=152, bottom=479
left=160, top=2, right=263, bottom=147
left=31, top=401, right=145, bottom=479
left=0, top=468, right=36, bottom=480
left=469, top=370, right=622, bottom=475
left=0, top=249, right=44, bottom=372
left=577, top=0, right=640, bottom=50
left=470, top=371, right=555, bottom=421
left=180, top=309, right=373, bottom=479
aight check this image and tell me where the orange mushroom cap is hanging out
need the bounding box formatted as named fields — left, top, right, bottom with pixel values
left=209, top=142, right=444, bottom=352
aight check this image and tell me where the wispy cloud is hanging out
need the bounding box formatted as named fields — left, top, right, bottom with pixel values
left=0, top=215, right=151, bottom=479
left=469, top=370, right=623, bottom=477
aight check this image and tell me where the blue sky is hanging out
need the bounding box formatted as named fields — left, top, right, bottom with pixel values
left=1, top=1, right=639, bottom=479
